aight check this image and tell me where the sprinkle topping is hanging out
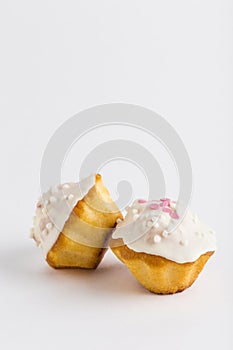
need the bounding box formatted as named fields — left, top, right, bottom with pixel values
left=67, top=194, right=74, bottom=201
left=50, top=196, right=57, bottom=203
left=162, top=207, right=172, bottom=214
left=46, top=222, right=53, bottom=230
left=153, top=234, right=161, bottom=243
left=170, top=211, right=179, bottom=219
left=149, top=203, right=160, bottom=210
left=162, top=230, right=169, bottom=238
left=138, top=199, right=147, bottom=204
left=62, top=184, right=70, bottom=189
left=160, top=198, right=171, bottom=207
left=145, top=198, right=179, bottom=220
left=44, top=199, right=49, bottom=206
left=179, top=239, right=188, bottom=246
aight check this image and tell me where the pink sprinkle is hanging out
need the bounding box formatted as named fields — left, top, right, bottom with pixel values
left=138, top=199, right=147, bottom=204
left=160, top=200, right=170, bottom=207
left=170, top=211, right=179, bottom=219
left=162, top=207, right=172, bottom=214
left=160, top=198, right=171, bottom=207
left=149, top=203, right=159, bottom=210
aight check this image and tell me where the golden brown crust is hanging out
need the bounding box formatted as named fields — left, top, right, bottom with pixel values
left=47, top=233, right=107, bottom=269
left=111, top=242, right=214, bottom=294
left=47, top=174, right=122, bottom=269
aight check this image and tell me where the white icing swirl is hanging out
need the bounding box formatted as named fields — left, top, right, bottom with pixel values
left=112, top=199, right=216, bottom=263
left=31, top=175, right=95, bottom=257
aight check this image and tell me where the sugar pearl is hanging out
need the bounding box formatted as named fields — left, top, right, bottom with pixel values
left=134, top=214, right=140, bottom=221
left=192, top=214, right=198, bottom=223
left=153, top=234, right=161, bottom=243
left=52, top=186, right=59, bottom=193
left=67, top=194, right=74, bottom=201
left=46, top=222, right=53, bottom=230
left=44, top=199, right=49, bottom=206
left=162, top=230, right=169, bottom=238
left=116, top=218, right=122, bottom=224
left=50, top=196, right=57, bottom=203
left=132, top=208, right=138, bottom=215
left=153, top=222, right=160, bottom=228
left=179, top=239, right=188, bottom=246
left=62, top=184, right=70, bottom=189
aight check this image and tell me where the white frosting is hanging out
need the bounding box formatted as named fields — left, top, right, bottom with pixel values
left=112, top=199, right=216, bottom=263
left=31, top=174, right=96, bottom=257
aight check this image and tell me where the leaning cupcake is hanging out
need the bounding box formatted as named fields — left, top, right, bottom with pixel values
left=111, top=198, right=216, bottom=294
left=31, top=174, right=122, bottom=269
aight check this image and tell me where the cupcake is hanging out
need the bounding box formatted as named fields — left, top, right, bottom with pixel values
left=31, top=174, right=122, bottom=269
left=111, top=198, right=216, bottom=294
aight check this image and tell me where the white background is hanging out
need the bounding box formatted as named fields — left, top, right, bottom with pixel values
left=0, top=1, right=232, bottom=349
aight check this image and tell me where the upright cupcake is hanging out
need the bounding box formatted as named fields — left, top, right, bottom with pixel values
left=31, top=174, right=122, bottom=269
left=111, top=198, right=216, bottom=294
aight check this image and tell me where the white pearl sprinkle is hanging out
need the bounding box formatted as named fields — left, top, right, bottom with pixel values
left=52, top=186, right=59, bottom=193
left=153, top=234, right=161, bottom=243
left=67, top=194, right=74, bottom=201
left=41, top=229, right=48, bottom=236
left=44, top=199, right=49, bottom=206
left=46, top=222, right=53, bottom=230
left=179, top=239, right=188, bottom=246
left=162, top=230, right=168, bottom=238
left=50, top=196, right=57, bottom=203
left=116, top=218, right=122, bottom=224
left=132, top=208, right=138, bottom=215
left=62, top=184, right=70, bottom=189
left=147, top=220, right=153, bottom=227
left=153, top=222, right=160, bottom=228
left=193, top=214, right=198, bottom=223
left=133, top=214, right=140, bottom=221
left=41, top=208, right=46, bottom=215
